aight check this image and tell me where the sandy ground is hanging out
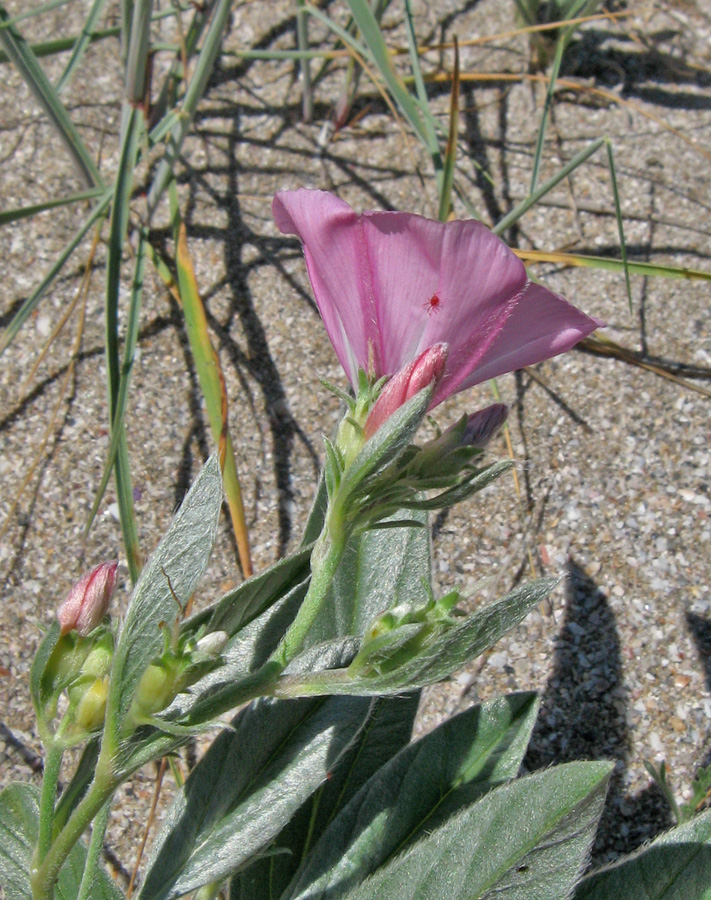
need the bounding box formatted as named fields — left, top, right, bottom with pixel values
left=1, top=0, right=711, bottom=891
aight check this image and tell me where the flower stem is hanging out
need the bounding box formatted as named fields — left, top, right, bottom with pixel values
left=30, top=768, right=117, bottom=900
left=34, top=743, right=63, bottom=864
left=76, top=800, right=111, bottom=900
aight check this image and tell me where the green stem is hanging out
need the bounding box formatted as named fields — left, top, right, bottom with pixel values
left=30, top=770, right=117, bottom=900
left=270, top=508, right=347, bottom=668
left=76, top=801, right=111, bottom=900
left=34, top=743, right=63, bottom=865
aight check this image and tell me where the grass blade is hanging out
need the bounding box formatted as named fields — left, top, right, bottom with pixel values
left=529, top=28, right=566, bottom=193
left=494, top=135, right=605, bottom=234
left=125, top=0, right=153, bottom=106
left=0, top=187, right=103, bottom=226
left=0, top=189, right=111, bottom=355
left=296, top=0, right=313, bottom=122
left=55, top=0, right=109, bottom=93
left=105, top=104, right=144, bottom=582
left=0, top=4, right=103, bottom=188
left=513, top=248, right=711, bottom=281
left=403, top=0, right=442, bottom=189
left=437, top=35, right=459, bottom=222
left=146, top=0, right=233, bottom=218
left=171, top=195, right=252, bottom=578
left=605, top=137, right=633, bottom=314
left=341, top=0, right=429, bottom=145
left=85, top=227, right=147, bottom=540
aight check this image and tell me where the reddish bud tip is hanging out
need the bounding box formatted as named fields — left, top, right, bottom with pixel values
left=365, top=344, right=449, bottom=438
left=57, top=561, right=118, bottom=637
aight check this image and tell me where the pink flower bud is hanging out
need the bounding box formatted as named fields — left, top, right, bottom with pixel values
left=57, top=561, right=118, bottom=637
left=365, top=343, right=449, bottom=438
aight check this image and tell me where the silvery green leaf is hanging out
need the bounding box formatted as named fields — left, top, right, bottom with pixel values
left=306, top=508, right=430, bottom=647
left=337, top=761, right=612, bottom=900
left=137, top=690, right=373, bottom=900
left=0, top=783, right=124, bottom=900
left=277, top=578, right=555, bottom=698
left=232, top=692, right=420, bottom=900
left=105, top=455, right=222, bottom=736
left=285, top=693, right=540, bottom=900
left=574, top=809, right=711, bottom=900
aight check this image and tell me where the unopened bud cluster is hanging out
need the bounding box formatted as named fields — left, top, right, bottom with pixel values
left=348, top=590, right=461, bottom=677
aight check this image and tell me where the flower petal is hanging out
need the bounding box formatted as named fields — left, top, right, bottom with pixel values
left=273, top=190, right=379, bottom=385
left=442, top=280, right=603, bottom=401
left=359, top=214, right=528, bottom=376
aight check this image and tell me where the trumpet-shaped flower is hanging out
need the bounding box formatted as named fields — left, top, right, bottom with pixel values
left=273, top=190, right=601, bottom=409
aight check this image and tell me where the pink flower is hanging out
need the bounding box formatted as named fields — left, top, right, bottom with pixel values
left=273, top=190, right=602, bottom=409
left=57, top=561, right=118, bottom=636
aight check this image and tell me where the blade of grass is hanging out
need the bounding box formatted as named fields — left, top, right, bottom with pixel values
left=605, top=137, right=632, bottom=314
left=494, top=135, right=605, bottom=234
left=297, top=0, right=313, bottom=122
left=0, top=5, right=103, bottom=188
left=105, top=104, right=144, bottom=582
left=514, top=247, right=711, bottom=281
left=125, top=0, right=153, bottom=106
left=403, top=0, right=442, bottom=191
left=0, top=187, right=104, bottom=226
left=339, top=0, right=429, bottom=145
left=0, top=189, right=111, bottom=356
left=171, top=189, right=252, bottom=578
left=146, top=0, right=233, bottom=218
left=85, top=226, right=147, bottom=540
left=0, top=0, right=73, bottom=29
left=529, top=26, right=567, bottom=192
left=56, top=0, right=109, bottom=93
left=437, top=35, right=459, bottom=222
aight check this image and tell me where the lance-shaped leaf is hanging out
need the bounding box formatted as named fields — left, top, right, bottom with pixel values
left=232, top=692, right=421, bottom=900
left=337, top=761, right=612, bottom=900
left=0, top=783, right=124, bottom=900
left=173, top=204, right=251, bottom=577
left=104, top=455, right=222, bottom=741
left=285, top=693, right=540, bottom=900
left=138, top=683, right=373, bottom=900
left=276, top=578, right=555, bottom=698
left=574, top=809, right=711, bottom=900
left=306, top=507, right=431, bottom=647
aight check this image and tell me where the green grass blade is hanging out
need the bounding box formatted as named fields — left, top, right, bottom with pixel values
left=170, top=188, right=252, bottom=578
left=0, top=27, right=118, bottom=63
left=0, top=189, right=111, bottom=355
left=146, top=0, right=233, bottom=218
left=55, top=0, right=109, bottom=93
left=403, top=0, right=442, bottom=188
left=105, top=104, right=144, bottom=583
left=297, top=0, right=313, bottom=122
left=529, top=28, right=566, bottom=193
left=0, top=187, right=103, bottom=226
left=85, top=227, right=147, bottom=542
left=515, top=248, right=711, bottom=281
left=0, top=0, right=73, bottom=29
left=605, top=137, right=633, bottom=314
left=0, top=5, right=103, bottom=188
left=125, top=0, right=153, bottom=105
left=494, top=135, right=605, bottom=234
left=437, top=36, right=459, bottom=222
left=339, top=0, right=429, bottom=145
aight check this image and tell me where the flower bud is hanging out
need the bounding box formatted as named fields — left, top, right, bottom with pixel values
left=193, top=630, right=229, bottom=661
left=72, top=676, right=109, bottom=733
left=57, top=561, right=118, bottom=637
left=365, top=344, right=448, bottom=438
left=460, top=403, right=508, bottom=449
